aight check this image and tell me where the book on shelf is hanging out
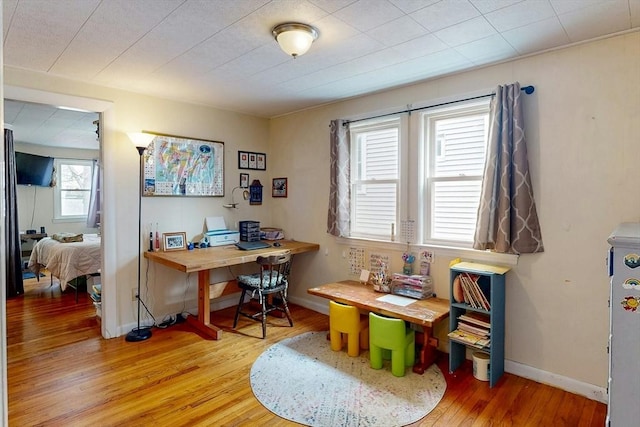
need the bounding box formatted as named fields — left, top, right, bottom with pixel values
left=458, top=312, right=491, bottom=328
left=448, top=329, right=491, bottom=348
left=459, top=273, right=490, bottom=310
left=457, top=321, right=490, bottom=337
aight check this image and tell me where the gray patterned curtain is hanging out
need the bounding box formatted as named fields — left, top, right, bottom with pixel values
left=327, top=119, right=350, bottom=237
left=473, top=82, right=544, bottom=254
left=5, top=128, right=25, bottom=297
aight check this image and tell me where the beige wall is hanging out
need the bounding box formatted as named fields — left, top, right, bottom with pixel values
left=270, top=32, right=640, bottom=398
left=4, top=31, right=639, bottom=400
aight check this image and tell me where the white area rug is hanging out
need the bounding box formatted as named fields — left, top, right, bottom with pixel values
left=250, top=331, right=446, bottom=427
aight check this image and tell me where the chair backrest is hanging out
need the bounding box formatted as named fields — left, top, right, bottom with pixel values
left=329, top=300, right=360, bottom=328
left=369, top=312, right=407, bottom=347
left=255, top=252, right=291, bottom=289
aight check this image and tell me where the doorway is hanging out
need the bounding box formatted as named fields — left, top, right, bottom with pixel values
left=3, top=85, right=115, bottom=338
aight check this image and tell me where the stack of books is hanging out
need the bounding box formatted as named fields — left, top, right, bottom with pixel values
left=390, top=273, right=434, bottom=299
left=448, top=312, right=491, bottom=349
left=90, top=283, right=101, bottom=304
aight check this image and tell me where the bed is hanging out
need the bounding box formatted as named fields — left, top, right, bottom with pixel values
left=28, top=233, right=101, bottom=292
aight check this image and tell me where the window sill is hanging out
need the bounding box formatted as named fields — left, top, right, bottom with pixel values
left=335, top=236, right=519, bottom=267
left=53, top=217, right=88, bottom=224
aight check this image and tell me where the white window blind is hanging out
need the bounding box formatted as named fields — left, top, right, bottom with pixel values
left=425, top=105, right=489, bottom=243
left=350, top=120, right=399, bottom=239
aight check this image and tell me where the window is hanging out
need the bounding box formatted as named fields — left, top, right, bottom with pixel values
left=423, top=102, right=489, bottom=243
left=348, top=100, right=489, bottom=247
left=54, top=158, right=94, bottom=221
left=349, top=118, right=402, bottom=240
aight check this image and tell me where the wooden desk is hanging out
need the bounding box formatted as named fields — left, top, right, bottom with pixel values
left=308, top=280, right=450, bottom=373
left=145, top=240, right=319, bottom=340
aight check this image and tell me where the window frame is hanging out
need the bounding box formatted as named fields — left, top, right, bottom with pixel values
left=53, top=158, right=94, bottom=222
left=345, top=99, right=491, bottom=249
left=421, top=100, right=491, bottom=247
left=348, top=116, right=408, bottom=241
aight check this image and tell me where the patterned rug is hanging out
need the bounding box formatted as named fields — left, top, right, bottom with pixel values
left=250, top=331, right=446, bottom=427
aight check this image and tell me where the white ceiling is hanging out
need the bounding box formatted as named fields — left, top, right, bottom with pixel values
left=3, top=0, right=639, bottom=148
left=4, top=99, right=99, bottom=150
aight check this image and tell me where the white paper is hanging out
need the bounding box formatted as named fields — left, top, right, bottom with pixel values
left=376, top=294, right=415, bottom=307
left=205, top=216, right=226, bottom=231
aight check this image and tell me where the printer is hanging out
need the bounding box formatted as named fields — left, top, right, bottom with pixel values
left=204, top=216, right=240, bottom=246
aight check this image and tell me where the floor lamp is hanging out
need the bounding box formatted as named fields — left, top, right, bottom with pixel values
left=126, top=132, right=155, bottom=342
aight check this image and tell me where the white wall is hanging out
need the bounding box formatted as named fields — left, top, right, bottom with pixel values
left=270, top=31, right=640, bottom=398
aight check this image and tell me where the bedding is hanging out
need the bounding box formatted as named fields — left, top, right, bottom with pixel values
left=28, top=234, right=101, bottom=291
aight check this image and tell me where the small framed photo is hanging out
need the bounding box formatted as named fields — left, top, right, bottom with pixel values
left=248, top=153, right=257, bottom=169
left=238, top=151, right=249, bottom=169
left=272, top=177, right=287, bottom=198
left=240, top=173, right=249, bottom=188
left=256, top=153, right=266, bottom=170
left=162, top=232, right=187, bottom=251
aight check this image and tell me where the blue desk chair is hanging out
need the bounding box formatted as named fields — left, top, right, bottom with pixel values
left=233, top=252, right=293, bottom=339
left=369, top=312, right=415, bottom=377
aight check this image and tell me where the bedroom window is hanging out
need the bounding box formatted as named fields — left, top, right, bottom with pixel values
left=53, top=158, right=94, bottom=221
left=346, top=99, right=489, bottom=247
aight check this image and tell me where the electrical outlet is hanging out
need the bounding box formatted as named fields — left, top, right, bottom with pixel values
left=131, top=288, right=137, bottom=301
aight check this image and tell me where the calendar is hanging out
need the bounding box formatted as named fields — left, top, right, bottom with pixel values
left=401, top=219, right=415, bottom=243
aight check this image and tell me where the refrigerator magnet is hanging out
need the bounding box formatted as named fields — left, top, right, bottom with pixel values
left=622, top=278, right=640, bottom=290
left=621, top=296, right=640, bottom=312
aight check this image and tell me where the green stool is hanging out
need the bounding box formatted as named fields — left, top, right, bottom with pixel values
left=369, top=312, right=415, bottom=377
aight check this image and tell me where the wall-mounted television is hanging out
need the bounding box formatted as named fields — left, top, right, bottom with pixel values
left=15, top=152, right=55, bottom=187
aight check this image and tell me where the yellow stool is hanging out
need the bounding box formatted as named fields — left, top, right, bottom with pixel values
left=329, top=300, right=369, bottom=357
left=369, top=312, right=415, bottom=377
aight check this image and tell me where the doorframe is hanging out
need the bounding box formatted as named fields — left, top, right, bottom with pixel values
left=3, top=85, right=116, bottom=339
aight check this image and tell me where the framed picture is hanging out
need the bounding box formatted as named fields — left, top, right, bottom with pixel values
left=256, top=153, right=266, bottom=170
left=162, top=232, right=187, bottom=251
left=238, top=151, right=266, bottom=170
left=142, top=133, right=224, bottom=197
left=238, top=151, right=249, bottom=169
left=240, top=173, right=249, bottom=188
left=272, top=177, right=287, bottom=198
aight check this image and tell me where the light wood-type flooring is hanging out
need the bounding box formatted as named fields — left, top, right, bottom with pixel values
left=8, top=275, right=606, bottom=426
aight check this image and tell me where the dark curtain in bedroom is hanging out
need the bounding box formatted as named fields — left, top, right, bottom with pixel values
left=5, top=128, right=24, bottom=297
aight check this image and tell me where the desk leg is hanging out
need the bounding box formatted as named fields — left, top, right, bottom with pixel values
left=184, top=269, right=223, bottom=340
left=413, top=326, right=438, bottom=374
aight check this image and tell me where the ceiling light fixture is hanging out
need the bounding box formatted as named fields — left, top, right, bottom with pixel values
left=272, top=22, right=318, bottom=58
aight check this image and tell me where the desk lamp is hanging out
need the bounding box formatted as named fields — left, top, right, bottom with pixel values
left=223, top=186, right=249, bottom=208
left=126, top=132, right=155, bottom=342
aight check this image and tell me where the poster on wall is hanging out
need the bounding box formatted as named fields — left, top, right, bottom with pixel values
left=142, top=134, right=224, bottom=197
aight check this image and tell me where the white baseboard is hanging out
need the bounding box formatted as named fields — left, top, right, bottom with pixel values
left=293, top=295, right=608, bottom=404
left=505, top=359, right=607, bottom=403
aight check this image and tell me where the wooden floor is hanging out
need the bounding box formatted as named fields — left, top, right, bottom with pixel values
left=7, top=276, right=607, bottom=426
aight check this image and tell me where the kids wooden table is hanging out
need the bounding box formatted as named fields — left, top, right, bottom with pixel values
left=308, top=280, right=450, bottom=373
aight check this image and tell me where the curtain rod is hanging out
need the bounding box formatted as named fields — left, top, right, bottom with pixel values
left=344, top=85, right=535, bottom=126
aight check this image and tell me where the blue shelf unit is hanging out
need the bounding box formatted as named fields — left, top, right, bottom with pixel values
left=449, top=262, right=508, bottom=388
